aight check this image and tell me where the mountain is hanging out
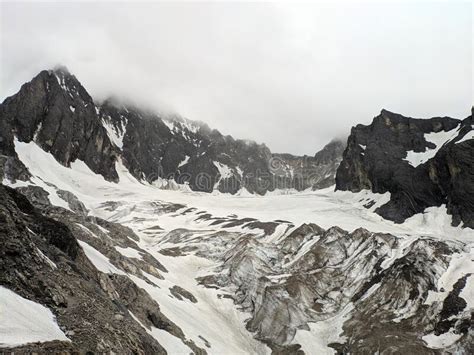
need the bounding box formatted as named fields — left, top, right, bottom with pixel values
left=1, top=173, right=472, bottom=354
left=0, top=67, right=118, bottom=183
left=273, top=139, right=345, bottom=191
left=0, top=184, right=169, bottom=353
left=0, top=67, right=344, bottom=195
left=0, top=68, right=473, bottom=354
left=336, top=109, right=474, bottom=228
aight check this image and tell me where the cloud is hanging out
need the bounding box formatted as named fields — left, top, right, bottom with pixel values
left=0, top=1, right=471, bottom=154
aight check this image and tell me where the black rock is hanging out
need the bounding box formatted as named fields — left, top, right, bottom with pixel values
left=336, top=109, right=473, bottom=227
left=0, top=67, right=347, bottom=194
left=0, top=67, right=119, bottom=182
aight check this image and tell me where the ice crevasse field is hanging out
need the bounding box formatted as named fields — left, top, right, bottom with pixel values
left=2, top=138, right=473, bottom=354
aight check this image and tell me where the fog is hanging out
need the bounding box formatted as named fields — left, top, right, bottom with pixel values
left=1, top=1, right=471, bottom=154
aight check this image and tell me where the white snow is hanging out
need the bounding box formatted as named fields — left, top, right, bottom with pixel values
left=214, top=161, right=233, bottom=179
left=0, top=286, right=69, bottom=347
left=76, top=223, right=99, bottom=238
left=422, top=331, right=462, bottom=349
left=7, top=138, right=474, bottom=354
left=424, top=246, right=474, bottom=306
left=178, top=155, right=190, bottom=168
left=460, top=273, right=474, bottom=309
left=404, top=127, right=460, bottom=167
left=379, top=235, right=416, bottom=270
left=102, top=117, right=125, bottom=149
left=264, top=223, right=290, bottom=243
left=181, top=119, right=199, bottom=133
left=236, top=166, right=243, bottom=177
left=78, top=240, right=126, bottom=275
left=162, top=119, right=175, bottom=131
left=7, top=139, right=474, bottom=243
left=130, top=254, right=269, bottom=354
left=456, top=127, right=474, bottom=144
left=264, top=188, right=300, bottom=196
left=283, top=235, right=321, bottom=268
left=55, top=73, right=67, bottom=91
left=115, top=246, right=143, bottom=260
left=130, top=312, right=191, bottom=353
left=35, top=247, right=57, bottom=269
left=234, top=187, right=254, bottom=197
left=293, top=302, right=354, bottom=355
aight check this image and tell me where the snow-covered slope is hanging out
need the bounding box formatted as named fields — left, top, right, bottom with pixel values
left=0, top=68, right=345, bottom=196
left=336, top=109, right=474, bottom=228
left=0, top=286, right=70, bottom=347
left=1, top=138, right=473, bottom=354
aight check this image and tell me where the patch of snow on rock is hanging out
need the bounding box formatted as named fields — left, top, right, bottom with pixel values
left=214, top=162, right=233, bottom=179
left=456, top=127, right=474, bottom=144
left=102, top=118, right=125, bottom=149
left=0, top=286, right=70, bottom=347
left=178, top=155, right=190, bottom=168
left=115, top=246, right=143, bottom=260
left=78, top=240, right=126, bottom=275
left=422, top=331, right=462, bottom=349
left=404, top=127, right=460, bottom=167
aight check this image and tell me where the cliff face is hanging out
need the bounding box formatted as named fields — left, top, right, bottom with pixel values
left=336, top=109, right=474, bottom=227
left=99, top=99, right=276, bottom=194
left=1, top=68, right=343, bottom=194
left=0, top=69, right=472, bottom=353
left=0, top=68, right=119, bottom=182
left=272, top=139, right=346, bottom=191
left=0, top=184, right=167, bottom=354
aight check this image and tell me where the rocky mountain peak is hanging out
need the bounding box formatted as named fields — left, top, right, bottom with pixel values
left=1, top=68, right=472, bottom=355
left=313, top=138, right=345, bottom=165
left=336, top=109, right=473, bottom=227
left=1, top=68, right=346, bottom=194
left=51, top=64, right=71, bottom=75
left=0, top=68, right=119, bottom=182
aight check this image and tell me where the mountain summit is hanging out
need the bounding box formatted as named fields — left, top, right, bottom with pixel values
left=0, top=69, right=472, bottom=355
left=0, top=68, right=345, bottom=194
left=336, top=109, right=474, bottom=227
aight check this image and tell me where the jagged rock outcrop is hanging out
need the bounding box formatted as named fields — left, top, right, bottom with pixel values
left=2, top=67, right=473, bottom=355
left=0, top=67, right=343, bottom=194
left=272, top=139, right=345, bottom=190
left=0, top=183, right=210, bottom=354
left=99, top=98, right=276, bottom=193
left=336, top=109, right=474, bottom=227
left=0, top=67, right=119, bottom=182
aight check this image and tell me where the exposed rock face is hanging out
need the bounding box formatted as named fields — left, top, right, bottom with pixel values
left=3, top=68, right=472, bottom=353
left=0, top=184, right=210, bottom=354
left=1, top=68, right=343, bottom=194
left=273, top=139, right=345, bottom=190
left=429, top=113, right=474, bottom=228
left=99, top=99, right=276, bottom=193
left=336, top=109, right=474, bottom=227
left=1, top=164, right=472, bottom=354
left=0, top=68, right=119, bottom=183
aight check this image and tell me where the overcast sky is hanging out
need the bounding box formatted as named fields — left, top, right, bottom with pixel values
left=1, top=1, right=472, bottom=154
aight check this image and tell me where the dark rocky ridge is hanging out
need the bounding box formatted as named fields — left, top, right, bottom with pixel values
left=0, top=184, right=162, bottom=353
left=336, top=109, right=474, bottom=227
left=273, top=139, right=345, bottom=190
left=0, top=183, right=208, bottom=354
left=0, top=68, right=344, bottom=194
left=0, top=67, right=119, bottom=182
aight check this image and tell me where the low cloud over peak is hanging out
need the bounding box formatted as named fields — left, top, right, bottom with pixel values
left=1, top=1, right=471, bottom=155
